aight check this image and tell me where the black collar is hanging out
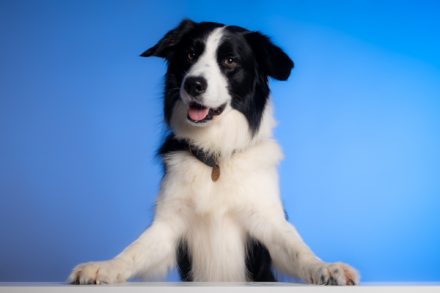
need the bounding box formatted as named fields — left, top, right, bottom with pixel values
left=159, top=135, right=218, bottom=167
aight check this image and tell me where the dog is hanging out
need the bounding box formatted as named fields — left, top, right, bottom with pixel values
left=69, top=19, right=359, bottom=285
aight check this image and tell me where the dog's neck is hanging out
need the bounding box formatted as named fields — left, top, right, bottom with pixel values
left=159, top=135, right=222, bottom=182
left=159, top=135, right=218, bottom=166
left=161, top=100, right=276, bottom=182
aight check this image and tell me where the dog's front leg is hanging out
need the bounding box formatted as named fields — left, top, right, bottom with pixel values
left=243, top=209, right=359, bottom=285
left=68, top=216, right=183, bottom=284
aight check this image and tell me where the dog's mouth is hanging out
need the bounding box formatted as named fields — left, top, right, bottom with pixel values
left=187, top=102, right=226, bottom=124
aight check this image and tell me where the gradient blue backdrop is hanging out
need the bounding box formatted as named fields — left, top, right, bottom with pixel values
left=0, top=0, right=439, bottom=283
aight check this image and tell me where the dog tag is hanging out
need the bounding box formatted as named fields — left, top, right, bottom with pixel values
left=211, top=165, right=220, bottom=182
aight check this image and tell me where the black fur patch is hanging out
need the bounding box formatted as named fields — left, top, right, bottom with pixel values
left=246, top=238, right=276, bottom=282
left=176, top=239, right=192, bottom=282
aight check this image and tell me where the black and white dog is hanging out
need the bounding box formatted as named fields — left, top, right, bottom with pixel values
left=69, top=19, right=359, bottom=285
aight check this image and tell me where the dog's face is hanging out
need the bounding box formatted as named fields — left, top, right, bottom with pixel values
left=142, top=19, right=293, bottom=137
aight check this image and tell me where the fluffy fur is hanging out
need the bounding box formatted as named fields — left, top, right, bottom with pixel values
left=69, top=19, right=359, bottom=285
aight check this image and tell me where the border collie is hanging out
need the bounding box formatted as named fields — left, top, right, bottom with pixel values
left=69, top=19, right=359, bottom=285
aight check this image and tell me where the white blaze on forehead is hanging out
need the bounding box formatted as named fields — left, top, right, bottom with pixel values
left=183, top=27, right=231, bottom=108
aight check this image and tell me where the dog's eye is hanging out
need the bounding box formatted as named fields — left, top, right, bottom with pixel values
left=187, top=50, right=196, bottom=61
left=223, top=57, right=238, bottom=69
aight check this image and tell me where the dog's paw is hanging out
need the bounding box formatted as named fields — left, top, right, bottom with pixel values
left=308, top=262, right=359, bottom=285
left=68, top=259, right=130, bottom=285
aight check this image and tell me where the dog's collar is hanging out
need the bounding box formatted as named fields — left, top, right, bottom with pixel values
left=159, top=135, right=221, bottom=182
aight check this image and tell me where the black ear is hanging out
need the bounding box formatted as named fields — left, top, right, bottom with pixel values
left=245, top=32, right=294, bottom=80
left=140, top=19, right=196, bottom=59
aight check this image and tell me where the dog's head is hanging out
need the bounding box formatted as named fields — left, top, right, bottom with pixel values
left=142, top=19, right=293, bottom=152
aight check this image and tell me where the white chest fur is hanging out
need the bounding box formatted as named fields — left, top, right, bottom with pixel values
left=187, top=212, right=247, bottom=281
left=159, top=139, right=284, bottom=281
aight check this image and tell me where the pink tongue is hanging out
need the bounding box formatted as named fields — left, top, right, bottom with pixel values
left=188, top=107, right=209, bottom=121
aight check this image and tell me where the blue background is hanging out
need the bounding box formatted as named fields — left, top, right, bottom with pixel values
left=0, top=0, right=439, bottom=283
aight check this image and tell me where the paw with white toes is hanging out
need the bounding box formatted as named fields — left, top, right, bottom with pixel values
left=308, top=262, right=359, bottom=285
left=68, top=259, right=130, bottom=285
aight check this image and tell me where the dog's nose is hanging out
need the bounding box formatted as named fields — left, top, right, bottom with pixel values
left=184, top=76, right=207, bottom=97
